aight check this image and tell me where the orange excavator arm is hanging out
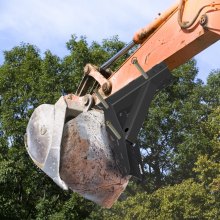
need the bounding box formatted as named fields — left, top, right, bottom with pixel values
left=102, top=0, right=220, bottom=96
left=26, top=0, right=220, bottom=208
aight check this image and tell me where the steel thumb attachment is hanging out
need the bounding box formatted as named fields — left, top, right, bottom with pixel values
left=26, top=97, right=68, bottom=190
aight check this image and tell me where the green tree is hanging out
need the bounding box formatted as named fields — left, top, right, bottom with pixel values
left=0, top=43, right=67, bottom=219
left=0, top=36, right=219, bottom=219
left=0, top=37, right=128, bottom=219
left=101, top=70, right=220, bottom=219
left=136, top=60, right=210, bottom=191
left=102, top=179, right=217, bottom=220
left=62, top=35, right=126, bottom=93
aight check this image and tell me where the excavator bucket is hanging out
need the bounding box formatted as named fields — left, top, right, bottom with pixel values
left=59, top=109, right=130, bottom=207
left=26, top=96, right=130, bottom=208
left=26, top=61, right=173, bottom=208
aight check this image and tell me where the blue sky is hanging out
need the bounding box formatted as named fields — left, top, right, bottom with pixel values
left=0, top=0, right=220, bottom=83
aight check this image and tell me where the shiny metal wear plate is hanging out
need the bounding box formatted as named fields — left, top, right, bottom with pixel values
left=26, top=97, right=68, bottom=190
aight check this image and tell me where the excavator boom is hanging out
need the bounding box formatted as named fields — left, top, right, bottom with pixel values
left=26, top=0, right=220, bottom=208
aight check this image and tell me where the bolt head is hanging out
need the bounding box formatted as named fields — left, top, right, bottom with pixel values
left=40, top=125, right=47, bottom=135
left=84, top=65, right=90, bottom=75
left=102, top=82, right=112, bottom=95
left=200, top=14, right=208, bottom=27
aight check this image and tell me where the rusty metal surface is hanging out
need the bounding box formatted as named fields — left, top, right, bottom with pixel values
left=133, top=2, right=178, bottom=44
left=60, top=109, right=130, bottom=208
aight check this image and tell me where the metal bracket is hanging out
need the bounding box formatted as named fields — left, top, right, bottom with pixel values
left=76, top=64, right=112, bottom=96
left=76, top=41, right=136, bottom=97
left=95, top=89, right=130, bottom=176
left=98, top=62, right=174, bottom=180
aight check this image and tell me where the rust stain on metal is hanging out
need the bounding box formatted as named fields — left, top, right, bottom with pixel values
left=60, top=110, right=130, bottom=208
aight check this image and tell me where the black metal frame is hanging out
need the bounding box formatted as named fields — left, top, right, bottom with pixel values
left=97, top=62, right=174, bottom=180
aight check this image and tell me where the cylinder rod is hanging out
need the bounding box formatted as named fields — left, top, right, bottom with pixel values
left=100, top=41, right=135, bottom=70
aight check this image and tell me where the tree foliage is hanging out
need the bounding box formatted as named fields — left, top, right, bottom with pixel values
left=0, top=36, right=125, bottom=219
left=0, top=36, right=219, bottom=219
left=102, top=66, right=220, bottom=219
